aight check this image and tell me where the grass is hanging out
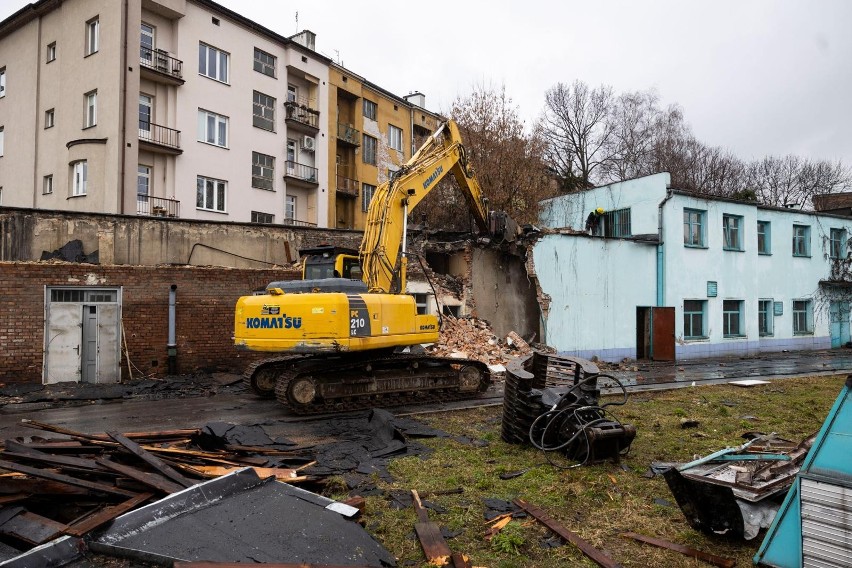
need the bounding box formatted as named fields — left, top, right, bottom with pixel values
left=336, top=375, right=845, bottom=567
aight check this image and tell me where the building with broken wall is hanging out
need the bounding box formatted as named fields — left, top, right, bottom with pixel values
left=536, top=172, right=852, bottom=361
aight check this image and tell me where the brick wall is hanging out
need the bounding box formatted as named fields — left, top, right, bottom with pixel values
left=0, top=262, right=300, bottom=384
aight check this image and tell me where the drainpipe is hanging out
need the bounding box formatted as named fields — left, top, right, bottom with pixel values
left=167, top=284, right=177, bottom=374
left=657, top=189, right=674, bottom=307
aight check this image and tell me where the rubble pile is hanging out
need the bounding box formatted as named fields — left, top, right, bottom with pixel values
left=428, top=316, right=533, bottom=365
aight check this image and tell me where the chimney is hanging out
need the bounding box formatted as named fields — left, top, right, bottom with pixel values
left=290, top=30, right=316, bottom=51
left=405, top=92, right=426, bottom=109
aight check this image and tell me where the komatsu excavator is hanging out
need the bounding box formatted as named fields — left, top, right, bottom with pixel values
left=234, top=120, right=515, bottom=414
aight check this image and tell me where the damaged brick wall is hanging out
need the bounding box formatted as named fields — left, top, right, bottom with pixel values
left=0, top=262, right=300, bottom=383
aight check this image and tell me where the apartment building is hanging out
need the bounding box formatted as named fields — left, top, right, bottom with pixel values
left=328, top=67, right=442, bottom=229
left=535, top=172, right=852, bottom=361
left=0, top=0, right=444, bottom=230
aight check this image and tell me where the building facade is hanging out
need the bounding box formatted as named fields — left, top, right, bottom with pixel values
left=0, top=0, right=441, bottom=230
left=536, top=172, right=852, bottom=361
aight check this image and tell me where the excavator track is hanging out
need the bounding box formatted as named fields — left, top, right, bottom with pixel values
left=258, top=353, right=491, bottom=415
left=242, top=355, right=307, bottom=398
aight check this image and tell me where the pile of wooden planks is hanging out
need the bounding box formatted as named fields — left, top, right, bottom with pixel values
left=0, top=420, right=313, bottom=550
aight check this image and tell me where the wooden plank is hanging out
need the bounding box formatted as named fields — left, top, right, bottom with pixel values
left=0, top=510, right=68, bottom=545
left=514, top=498, right=622, bottom=568
left=96, top=458, right=186, bottom=494
left=0, top=477, right=91, bottom=496
left=107, top=432, right=194, bottom=489
left=451, top=553, right=472, bottom=568
left=139, top=446, right=265, bottom=467
left=412, top=489, right=452, bottom=566
left=0, top=459, right=137, bottom=498
left=64, top=492, right=154, bottom=537
left=0, top=493, right=29, bottom=505
left=4, top=440, right=102, bottom=470
left=21, top=420, right=197, bottom=443
left=174, top=563, right=377, bottom=568
left=620, top=532, right=736, bottom=568
left=181, top=465, right=306, bottom=483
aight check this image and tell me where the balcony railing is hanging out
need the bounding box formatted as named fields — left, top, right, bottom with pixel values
left=139, top=123, right=181, bottom=151
left=336, top=175, right=359, bottom=197
left=284, top=101, right=320, bottom=130
left=140, top=47, right=183, bottom=81
left=282, top=218, right=318, bottom=228
left=284, top=161, right=318, bottom=185
left=137, top=195, right=180, bottom=218
left=337, top=123, right=360, bottom=146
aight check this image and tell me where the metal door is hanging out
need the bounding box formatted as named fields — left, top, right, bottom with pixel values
left=651, top=307, right=676, bottom=361
left=96, top=304, right=120, bottom=383
left=44, top=303, right=82, bottom=384
left=81, top=305, right=98, bottom=382
left=829, top=301, right=851, bottom=348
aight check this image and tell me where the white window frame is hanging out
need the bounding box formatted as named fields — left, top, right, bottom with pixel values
left=757, top=220, right=771, bottom=255
left=198, top=42, right=229, bottom=83
left=43, top=174, right=53, bottom=194
left=793, top=299, right=813, bottom=335
left=137, top=165, right=151, bottom=198
left=287, top=84, right=297, bottom=103
left=793, top=224, right=811, bottom=257
left=253, top=48, right=275, bottom=78
left=830, top=228, right=847, bottom=260
left=72, top=160, right=87, bottom=196
left=251, top=211, right=274, bottom=224
left=45, top=108, right=55, bottom=128
left=252, top=151, right=275, bottom=190
left=46, top=42, right=56, bottom=63
left=197, top=109, right=228, bottom=148
left=139, top=94, right=152, bottom=135
left=196, top=175, right=227, bottom=213
left=140, top=23, right=154, bottom=63
left=252, top=91, right=275, bottom=131
left=84, top=90, right=97, bottom=128
left=85, top=17, right=99, bottom=56
left=388, top=124, right=403, bottom=152
left=285, top=195, right=296, bottom=220
left=758, top=298, right=774, bottom=336
left=723, top=214, right=743, bottom=251
left=684, top=208, right=706, bottom=247
left=362, top=183, right=376, bottom=213
left=0, top=68, right=5, bottom=98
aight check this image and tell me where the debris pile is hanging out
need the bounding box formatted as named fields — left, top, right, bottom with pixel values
left=428, top=315, right=533, bottom=365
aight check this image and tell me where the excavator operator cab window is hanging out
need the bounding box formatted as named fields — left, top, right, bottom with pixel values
left=342, top=257, right=362, bottom=280
left=304, top=256, right=335, bottom=280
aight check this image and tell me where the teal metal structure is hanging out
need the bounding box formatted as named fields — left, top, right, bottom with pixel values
left=754, top=376, right=852, bottom=567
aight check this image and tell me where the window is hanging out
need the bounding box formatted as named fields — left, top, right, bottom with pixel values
left=252, top=151, right=274, bottom=190
left=758, top=299, right=773, bottom=336
left=388, top=124, right=403, bottom=152
left=0, top=67, right=5, bottom=97
left=830, top=228, right=847, bottom=259
left=362, top=183, right=376, bottom=212
left=253, top=48, right=275, bottom=77
left=196, top=175, right=226, bottom=212
left=602, top=208, right=631, bottom=237
left=197, top=109, right=228, bottom=147
left=72, top=160, right=87, bottom=196
left=683, top=300, right=706, bottom=339
left=140, top=23, right=154, bottom=63
left=285, top=195, right=296, bottom=220
left=287, top=84, right=297, bottom=103
left=683, top=208, right=706, bottom=247
left=793, top=300, right=813, bottom=334
left=757, top=220, right=771, bottom=254
left=363, top=99, right=377, bottom=120
left=0, top=127, right=4, bottom=157
left=85, top=17, right=99, bottom=56
left=43, top=174, right=53, bottom=194
left=793, top=224, right=811, bottom=257
left=45, top=108, right=55, bottom=128
left=723, top=300, right=744, bottom=337
left=723, top=214, right=743, bottom=250
left=252, top=91, right=275, bottom=131
left=137, top=165, right=150, bottom=199
left=413, top=293, right=430, bottom=315
left=198, top=43, right=229, bottom=83
left=84, top=90, right=97, bottom=127
left=251, top=211, right=274, bottom=224
left=363, top=134, right=377, bottom=165
left=139, top=94, right=152, bottom=133
left=46, top=42, right=56, bottom=63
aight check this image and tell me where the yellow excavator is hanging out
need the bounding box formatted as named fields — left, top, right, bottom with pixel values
left=234, top=120, right=516, bottom=414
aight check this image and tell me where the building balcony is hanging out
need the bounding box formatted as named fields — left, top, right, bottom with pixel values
left=139, top=123, right=182, bottom=155
left=336, top=175, right=359, bottom=198
left=284, top=161, right=319, bottom=187
left=282, top=218, right=317, bottom=228
left=139, top=47, right=184, bottom=85
left=284, top=100, right=320, bottom=133
left=137, top=195, right=180, bottom=218
left=337, top=123, right=360, bottom=147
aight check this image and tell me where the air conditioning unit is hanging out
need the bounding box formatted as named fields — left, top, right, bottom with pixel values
left=302, top=135, right=316, bottom=151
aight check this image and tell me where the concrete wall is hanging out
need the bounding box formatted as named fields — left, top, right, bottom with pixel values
left=469, top=248, right=540, bottom=340
left=0, top=261, right=300, bottom=383
left=0, top=206, right=363, bottom=267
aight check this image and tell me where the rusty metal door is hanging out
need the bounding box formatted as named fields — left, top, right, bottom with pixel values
left=651, top=307, right=676, bottom=361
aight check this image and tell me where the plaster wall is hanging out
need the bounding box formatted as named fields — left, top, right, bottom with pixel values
left=469, top=248, right=539, bottom=340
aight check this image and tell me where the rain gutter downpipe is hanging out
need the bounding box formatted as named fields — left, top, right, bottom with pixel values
left=168, top=285, right=177, bottom=374
left=657, top=188, right=674, bottom=307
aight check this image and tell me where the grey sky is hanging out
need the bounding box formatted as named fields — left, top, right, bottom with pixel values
left=2, top=0, right=849, bottom=165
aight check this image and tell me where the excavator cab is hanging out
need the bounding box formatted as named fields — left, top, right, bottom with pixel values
left=300, top=246, right=362, bottom=280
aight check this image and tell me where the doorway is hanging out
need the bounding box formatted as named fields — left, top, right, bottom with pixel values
left=44, top=287, right=122, bottom=384
left=636, top=306, right=676, bottom=361
left=829, top=301, right=851, bottom=348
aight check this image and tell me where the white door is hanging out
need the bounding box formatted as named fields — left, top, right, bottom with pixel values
left=44, top=303, right=82, bottom=384
left=97, top=303, right=121, bottom=383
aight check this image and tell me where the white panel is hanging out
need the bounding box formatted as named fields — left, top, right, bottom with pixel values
left=97, top=304, right=121, bottom=383
left=44, top=304, right=82, bottom=384
left=802, top=478, right=852, bottom=568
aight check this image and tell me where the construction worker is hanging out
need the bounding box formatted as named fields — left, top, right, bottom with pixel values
left=585, top=207, right=605, bottom=234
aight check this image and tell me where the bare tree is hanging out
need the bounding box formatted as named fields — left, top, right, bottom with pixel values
left=600, top=89, right=662, bottom=182
left=746, top=156, right=851, bottom=209
left=538, top=80, right=614, bottom=191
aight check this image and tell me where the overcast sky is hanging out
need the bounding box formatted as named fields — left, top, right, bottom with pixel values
left=2, top=0, right=849, bottom=165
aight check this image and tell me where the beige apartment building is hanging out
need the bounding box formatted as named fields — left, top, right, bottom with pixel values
left=0, top=0, right=441, bottom=230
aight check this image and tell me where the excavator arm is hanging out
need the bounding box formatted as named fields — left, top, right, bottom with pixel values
left=359, top=120, right=496, bottom=294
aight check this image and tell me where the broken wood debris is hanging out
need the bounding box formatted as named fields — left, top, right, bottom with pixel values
left=513, top=498, right=623, bottom=568
left=620, top=532, right=736, bottom=568
left=411, top=489, right=472, bottom=567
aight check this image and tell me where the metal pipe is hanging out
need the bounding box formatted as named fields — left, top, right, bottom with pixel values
left=167, top=284, right=177, bottom=374
left=657, top=188, right=674, bottom=307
